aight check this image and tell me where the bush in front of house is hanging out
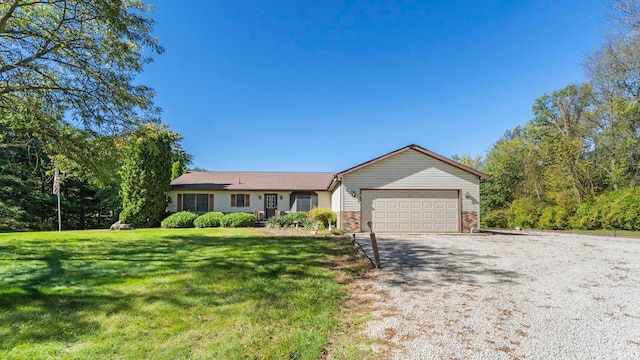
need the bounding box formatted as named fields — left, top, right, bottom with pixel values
left=309, top=208, right=336, bottom=228
left=267, top=215, right=287, bottom=228
left=300, top=217, right=321, bottom=231
left=283, top=212, right=308, bottom=226
left=221, top=213, right=255, bottom=228
left=194, top=212, right=225, bottom=228
left=161, top=211, right=198, bottom=228
left=266, top=212, right=313, bottom=229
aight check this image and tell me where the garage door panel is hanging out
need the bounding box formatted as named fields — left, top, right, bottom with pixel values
left=374, top=212, right=386, bottom=220
left=363, top=190, right=459, bottom=233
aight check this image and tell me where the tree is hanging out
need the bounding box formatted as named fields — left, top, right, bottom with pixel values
left=451, top=153, right=484, bottom=171
left=170, top=135, right=192, bottom=180
left=0, top=119, right=117, bottom=231
left=531, top=84, right=595, bottom=205
left=585, top=0, right=640, bottom=189
left=0, top=0, right=162, bottom=148
left=119, top=124, right=173, bottom=227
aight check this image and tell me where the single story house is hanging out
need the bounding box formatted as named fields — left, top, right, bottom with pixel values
left=169, top=144, right=488, bottom=233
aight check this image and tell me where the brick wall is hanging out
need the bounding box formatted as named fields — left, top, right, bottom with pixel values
left=339, top=211, right=361, bottom=232
left=462, top=211, right=478, bottom=233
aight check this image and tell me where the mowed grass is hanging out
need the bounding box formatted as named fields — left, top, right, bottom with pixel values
left=0, top=228, right=360, bottom=359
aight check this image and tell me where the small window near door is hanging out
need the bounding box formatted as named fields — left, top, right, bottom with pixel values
left=231, top=194, right=250, bottom=207
left=183, top=194, right=209, bottom=214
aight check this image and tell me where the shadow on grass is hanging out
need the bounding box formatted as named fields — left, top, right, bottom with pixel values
left=355, top=235, right=520, bottom=286
left=0, top=232, right=346, bottom=351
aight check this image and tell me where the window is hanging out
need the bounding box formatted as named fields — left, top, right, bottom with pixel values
left=231, top=194, right=250, bottom=207
left=182, top=194, right=210, bottom=214
left=289, top=192, right=318, bottom=212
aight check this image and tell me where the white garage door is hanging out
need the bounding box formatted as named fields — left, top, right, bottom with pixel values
left=361, top=190, right=459, bottom=233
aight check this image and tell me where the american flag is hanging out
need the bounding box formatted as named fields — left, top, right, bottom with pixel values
left=53, top=169, right=59, bottom=195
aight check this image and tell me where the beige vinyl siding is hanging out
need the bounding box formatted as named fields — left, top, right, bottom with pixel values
left=341, top=149, right=480, bottom=213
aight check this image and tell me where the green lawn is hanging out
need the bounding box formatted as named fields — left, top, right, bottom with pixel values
left=0, top=228, right=363, bottom=359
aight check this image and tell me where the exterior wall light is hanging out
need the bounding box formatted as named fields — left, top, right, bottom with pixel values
left=465, top=192, right=471, bottom=199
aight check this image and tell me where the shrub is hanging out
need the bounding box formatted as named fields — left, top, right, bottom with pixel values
left=221, top=213, right=255, bottom=228
left=481, top=209, right=509, bottom=228
left=282, top=212, right=308, bottom=226
left=161, top=211, right=198, bottom=228
left=267, top=215, right=287, bottom=228
left=597, top=187, right=640, bottom=230
left=301, top=218, right=321, bottom=231
left=194, top=212, right=224, bottom=228
left=538, top=205, right=570, bottom=230
left=309, top=208, right=336, bottom=228
left=570, top=202, right=600, bottom=230
left=507, top=197, right=544, bottom=229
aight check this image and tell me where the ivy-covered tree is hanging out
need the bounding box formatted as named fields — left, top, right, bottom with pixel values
left=119, top=124, right=174, bottom=228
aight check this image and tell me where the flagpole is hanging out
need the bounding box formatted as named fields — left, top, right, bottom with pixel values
left=53, top=168, right=61, bottom=231
left=57, top=189, right=61, bottom=232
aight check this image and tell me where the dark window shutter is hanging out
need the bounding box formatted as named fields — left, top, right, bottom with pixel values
left=231, top=194, right=236, bottom=207
left=209, top=194, right=214, bottom=211
left=245, top=194, right=250, bottom=207
left=177, top=194, right=183, bottom=212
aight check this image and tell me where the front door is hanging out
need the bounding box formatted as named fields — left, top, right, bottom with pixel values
left=265, top=194, right=278, bottom=218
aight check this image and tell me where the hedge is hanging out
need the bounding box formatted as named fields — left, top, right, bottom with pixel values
left=161, top=211, right=198, bottom=228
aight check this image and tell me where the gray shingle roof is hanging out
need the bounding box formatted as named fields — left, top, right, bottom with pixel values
left=170, top=171, right=335, bottom=191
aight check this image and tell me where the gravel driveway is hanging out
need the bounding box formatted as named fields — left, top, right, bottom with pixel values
left=352, top=231, right=640, bottom=359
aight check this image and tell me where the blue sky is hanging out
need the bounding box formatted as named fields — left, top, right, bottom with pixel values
left=141, top=0, right=605, bottom=172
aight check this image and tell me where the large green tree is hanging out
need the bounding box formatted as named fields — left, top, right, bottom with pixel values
left=119, top=124, right=173, bottom=228
left=0, top=0, right=163, bottom=188
left=0, top=0, right=163, bottom=134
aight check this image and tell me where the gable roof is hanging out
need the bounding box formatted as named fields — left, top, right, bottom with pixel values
left=336, top=144, right=489, bottom=180
left=170, top=171, right=335, bottom=191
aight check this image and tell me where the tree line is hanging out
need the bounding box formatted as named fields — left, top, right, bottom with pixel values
left=479, top=0, right=640, bottom=230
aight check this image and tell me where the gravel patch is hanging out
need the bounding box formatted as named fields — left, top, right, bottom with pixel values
left=352, top=231, right=640, bottom=359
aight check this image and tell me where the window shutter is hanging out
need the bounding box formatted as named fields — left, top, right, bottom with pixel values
left=245, top=194, right=250, bottom=207
left=231, top=194, right=236, bottom=207
left=208, top=194, right=214, bottom=211
left=177, top=194, right=183, bottom=212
